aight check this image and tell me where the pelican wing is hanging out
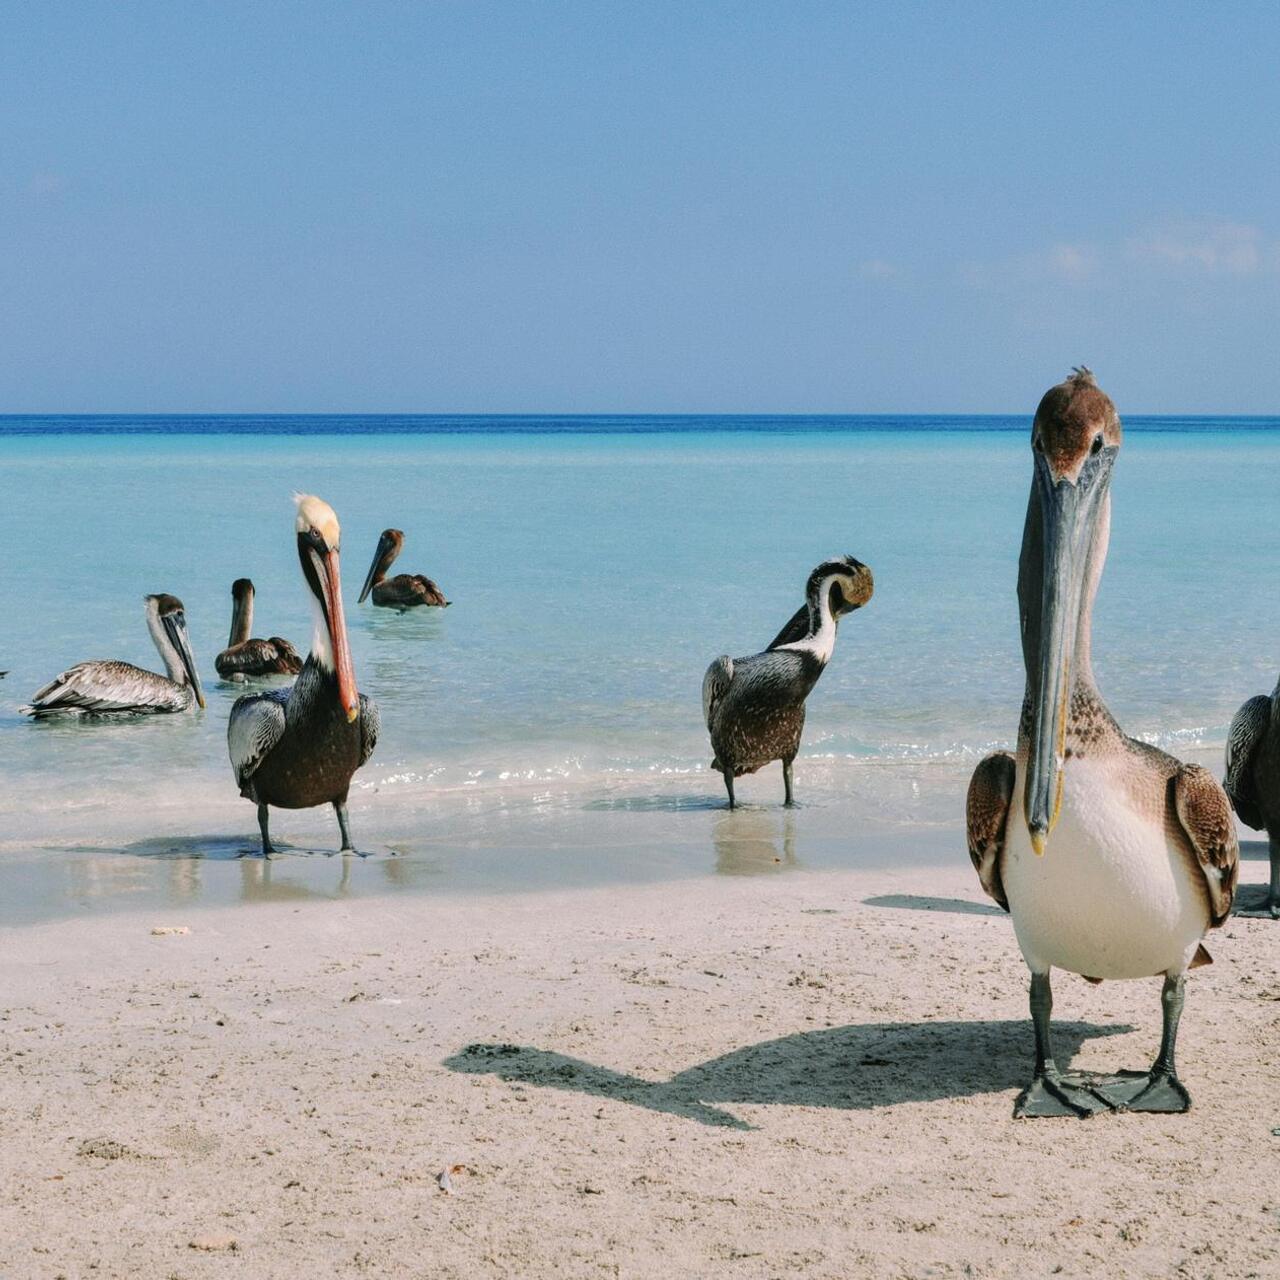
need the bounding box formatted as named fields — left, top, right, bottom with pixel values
left=409, top=575, right=449, bottom=607
left=965, top=751, right=1015, bottom=911
left=20, top=660, right=184, bottom=715
left=216, top=638, right=302, bottom=679
left=702, top=655, right=734, bottom=730
left=1173, top=763, right=1240, bottom=927
left=766, top=603, right=811, bottom=652
left=376, top=574, right=449, bottom=608
left=358, top=694, right=380, bottom=768
left=1224, top=694, right=1270, bottom=831
left=227, top=688, right=289, bottom=788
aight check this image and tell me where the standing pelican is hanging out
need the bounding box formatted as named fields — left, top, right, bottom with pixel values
left=20, top=594, right=205, bottom=717
left=966, top=368, right=1238, bottom=1117
left=358, top=529, right=449, bottom=609
left=1223, top=685, right=1280, bottom=916
left=215, top=578, right=303, bottom=680
left=702, top=556, right=873, bottom=808
left=228, top=496, right=379, bottom=855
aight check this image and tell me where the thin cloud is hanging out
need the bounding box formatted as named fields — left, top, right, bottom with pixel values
left=1128, top=218, right=1278, bottom=276
left=1045, top=243, right=1098, bottom=282
left=856, top=258, right=897, bottom=280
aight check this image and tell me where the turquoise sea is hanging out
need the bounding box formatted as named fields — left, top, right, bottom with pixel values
left=2, top=416, right=1277, bottom=921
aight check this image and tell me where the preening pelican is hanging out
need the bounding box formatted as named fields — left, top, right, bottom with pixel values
left=358, top=529, right=449, bottom=609
left=1224, top=685, right=1280, bottom=916
left=20, top=594, right=205, bottom=717
left=214, top=578, right=303, bottom=680
left=228, top=496, right=379, bottom=855
left=702, top=556, right=873, bottom=808
left=966, top=368, right=1238, bottom=1117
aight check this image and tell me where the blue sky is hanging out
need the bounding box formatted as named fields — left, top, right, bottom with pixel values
left=2, top=2, right=1279, bottom=412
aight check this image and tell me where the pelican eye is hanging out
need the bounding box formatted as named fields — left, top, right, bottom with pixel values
left=1090, top=433, right=1103, bottom=455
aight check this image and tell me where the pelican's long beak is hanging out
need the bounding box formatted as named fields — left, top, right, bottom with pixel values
left=1025, top=447, right=1114, bottom=853
left=313, top=545, right=360, bottom=721
left=357, top=535, right=390, bottom=604
left=163, top=610, right=206, bottom=709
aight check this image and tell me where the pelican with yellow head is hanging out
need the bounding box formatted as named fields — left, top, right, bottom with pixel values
left=966, top=369, right=1238, bottom=1117
left=227, top=495, right=379, bottom=855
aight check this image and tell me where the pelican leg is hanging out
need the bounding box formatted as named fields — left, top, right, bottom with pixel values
left=723, top=769, right=736, bottom=810
left=333, top=799, right=362, bottom=855
left=1014, top=972, right=1112, bottom=1118
left=257, top=805, right=275, bottom=859
left=1095, top=975, right=1192, bottom=1113
left=1269, top=835, right=1280, bottom=918
left=782, top=757, right=795, bottom=808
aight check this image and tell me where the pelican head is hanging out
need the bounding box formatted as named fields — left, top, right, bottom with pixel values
left=1021, top=367, right=1122, bottom=853
left=807, top=556, right=874, bottom=617
left=145, top=592, right=205, bottom=709
left=293, top=493, right=358, bottom=721
left=358, top=528, right=404, bottom=603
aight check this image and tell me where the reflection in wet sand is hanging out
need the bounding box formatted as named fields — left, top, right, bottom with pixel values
left=713, top=810, right=798, bottom=876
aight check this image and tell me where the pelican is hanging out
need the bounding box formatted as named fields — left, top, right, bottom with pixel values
left=20, top=594, right=205, bottom=717
left=702, top=556, right=873, bottom=808
left=1223, top=684, right=1280, bottom=916
left=214, top=578, right=303, bottom=680
left=228, top=495, right=379, bottom=855
left=358, top=528, right=449, bottom=610
left=966, top=368, right=1238, bottom=1117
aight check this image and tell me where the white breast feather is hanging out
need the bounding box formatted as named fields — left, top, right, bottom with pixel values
left=1003, top=759, right=1207, bottom=980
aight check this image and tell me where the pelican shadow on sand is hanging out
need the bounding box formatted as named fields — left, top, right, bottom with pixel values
left=444, top=1018, right=1130, bottom=1129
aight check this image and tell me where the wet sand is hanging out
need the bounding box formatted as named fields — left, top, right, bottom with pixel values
left=2, top=856, right=1278, bottom=1279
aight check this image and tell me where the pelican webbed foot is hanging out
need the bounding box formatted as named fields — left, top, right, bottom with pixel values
left=1093, top=974, right=1192, bottom=1112
left=1015, top=1070, right=1112, bottom=1119
left=1092, top=1068, right=1191, bottom=1113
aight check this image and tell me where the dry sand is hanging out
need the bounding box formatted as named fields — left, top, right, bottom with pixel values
left=2, top=860, right=1278, bottom=1280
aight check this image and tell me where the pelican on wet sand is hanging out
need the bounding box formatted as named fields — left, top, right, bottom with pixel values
left=1223, top=683, right=1280, bottom=917
left=358, top=528, right=449, bottom=610
left=20, top=594, right=205, bottom=717
left=702, top=556, right=873, bottom=808
left=966, top=368, right=1238, bottom=1117
left=228, top=495, right=379, bottom=855
left=214, top=578, right=303, bottom=680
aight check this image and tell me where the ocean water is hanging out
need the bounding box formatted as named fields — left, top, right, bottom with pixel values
left=2, top=416, right=1277, bottom=920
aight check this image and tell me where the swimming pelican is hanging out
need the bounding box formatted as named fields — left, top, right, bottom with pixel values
left=20, top=594, right=205, bottom=717
left=228, top=495, right=379, bottom=855
left=966, top=368, right=1238, bottom=1117
left=702, top=556, right=873, bottom=808
left=358, top=529, right=449, bottom=610
left=1223, top=684, right=1280, bottom=916
left=214, top=578, right=303, bottom=680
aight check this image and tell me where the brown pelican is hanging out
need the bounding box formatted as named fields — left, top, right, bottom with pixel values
left=214, top=578, right=303, bottom=680
left=20, top=594, right=205, bottom=717
left=358, top=528, right=449, bottom=610
left=702, top=556, right=873, bottom=808
left=228, top=495, right=379, bottom=855
left=966, top=368, right=1238, bottom=1117
left=1224, top=685, right=1280, bottom=916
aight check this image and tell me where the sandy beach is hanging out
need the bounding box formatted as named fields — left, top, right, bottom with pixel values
left=3, top=856, right=1277, bottom=1280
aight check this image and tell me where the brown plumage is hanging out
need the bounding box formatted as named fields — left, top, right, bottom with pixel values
left=964, top=367, right=1238, bottom=1118
left=1223, top=687, right=1280, bottom=916
left=215, top=579, right=303, bottom=679
left=358, top=529, right=450, bottom=610
left=702, top=557, right=873, bottom=808
left=965, top=751, right=1014, bottom=911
